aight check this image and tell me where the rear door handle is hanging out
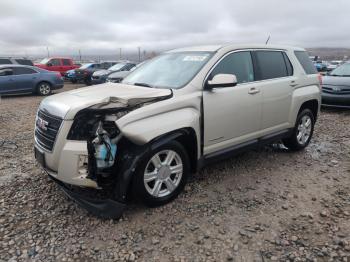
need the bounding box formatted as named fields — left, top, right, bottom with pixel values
left=248, top=87, right=260, bottom=95
left=290, top=81, right=298, bottom=87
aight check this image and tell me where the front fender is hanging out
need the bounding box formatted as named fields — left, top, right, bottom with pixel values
left=118, top=108, right=201, bottom=146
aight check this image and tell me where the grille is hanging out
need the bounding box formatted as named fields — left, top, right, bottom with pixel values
left=35, top=110, right=62, bottom=151
left=322, top=85, right=350, bottom=95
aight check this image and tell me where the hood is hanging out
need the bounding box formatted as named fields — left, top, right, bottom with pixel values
left=93, top=69, right=111, bottom=76
left=322, top=75, right=350, bottom=87
left=39, top=83, right=172, bottom=120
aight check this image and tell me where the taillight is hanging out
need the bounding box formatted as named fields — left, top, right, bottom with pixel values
left=318, top=73, right=322, bottom=86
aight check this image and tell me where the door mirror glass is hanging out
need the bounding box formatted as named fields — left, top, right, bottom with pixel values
left=207, top=74, right=237, bottom=88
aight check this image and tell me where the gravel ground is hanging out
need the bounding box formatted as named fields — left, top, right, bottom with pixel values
left=0, top=83, right=350, bottom=261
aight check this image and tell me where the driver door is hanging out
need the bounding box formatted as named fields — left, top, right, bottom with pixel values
left=203, top=51, right=262, bottom=155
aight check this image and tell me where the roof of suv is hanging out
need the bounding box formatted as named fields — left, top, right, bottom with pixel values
left=168, top=44, right=305, bottom=53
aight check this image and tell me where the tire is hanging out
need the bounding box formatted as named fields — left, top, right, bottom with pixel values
left=37, top=82, right=52, bottom=96
left=70, top=79, right=77, bottom=84
left=84, top=78, right=92, bottom=86
left=283, top=109, right=315, bottom=151
left=131, top=140, right=190, bottom=207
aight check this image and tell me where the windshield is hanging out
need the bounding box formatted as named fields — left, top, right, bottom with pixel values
left=122, top=52, right=212, bottom=89
left=108, top=63, right=126, bottom=71
left=330, top=63, right=350, bottom=76
left=39, top=58, right=50, bottom=64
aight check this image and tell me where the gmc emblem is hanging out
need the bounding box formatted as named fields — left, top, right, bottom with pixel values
left=37, top=117, right=48, bottom=131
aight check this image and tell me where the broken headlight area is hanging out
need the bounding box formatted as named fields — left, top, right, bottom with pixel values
left=67, top=108, right=130, bottom=189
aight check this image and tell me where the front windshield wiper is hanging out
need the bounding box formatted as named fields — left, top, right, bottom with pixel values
left=134, top=82, right=154, bottom=88
left=330, top=74, right=344, bottom=77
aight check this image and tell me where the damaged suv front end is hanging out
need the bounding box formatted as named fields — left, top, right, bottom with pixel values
left=34, top=84, right=174, bottom=218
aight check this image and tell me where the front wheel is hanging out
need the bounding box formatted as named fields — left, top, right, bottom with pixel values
left=37, top=82, right=52, bottom=96
left=132, top=141, right=190, bottom=207
left=283, top=109, right=315, bottom=151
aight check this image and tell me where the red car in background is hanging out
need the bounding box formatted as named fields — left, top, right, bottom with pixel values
left=35, top=57, right=79, bottom=75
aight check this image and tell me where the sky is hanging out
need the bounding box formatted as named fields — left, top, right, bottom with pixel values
left=1, top=0, right=349, bottom=57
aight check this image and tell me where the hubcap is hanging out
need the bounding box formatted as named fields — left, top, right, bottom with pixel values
left=39, top=84, right=50, bottom=95
left=296, top=115, right=312, bottom=145
left=144, top=150, right=183, bottom=198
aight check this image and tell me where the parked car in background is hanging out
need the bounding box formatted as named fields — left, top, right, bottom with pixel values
left=75, top=61, right=117, bottom=85
left=106, top=61, right=145, bottom=83
left=0, top=57, right=34, bottom=66
left=35, top=57, right=79, bottom=76
left=313, top=61, right=328, bottom=72
left=91, top=62, right=136, bottom=85
left=0, top=65, right=64, bottom=96
left=34, top=44, right=321, bottom=218
left=327, top=60, right=343, bottom=71
left=322, top=62, right=350, bottom=108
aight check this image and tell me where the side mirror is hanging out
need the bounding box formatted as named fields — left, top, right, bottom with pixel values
left=47, top=63, right=52, bottom=67
left=206, top=74, right=237, bottom=89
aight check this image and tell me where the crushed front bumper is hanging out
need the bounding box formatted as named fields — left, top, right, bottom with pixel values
left=47, top=172, right=126, bottom=219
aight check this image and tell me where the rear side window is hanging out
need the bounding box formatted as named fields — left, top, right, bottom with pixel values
left=0, top=59, right=12, bottom=64
left=13, top=67, right=37, bottom=75
left=294, top=51, right=317, bottom=74
left=15, top=59, right=33, bottom=66
left=0, top=68, right=13, bottom=76
left=210, top=51, right=255, bottom=84
left=255, top=51, right=290, bottom=80
left=62, top=59, right=71, bottom=66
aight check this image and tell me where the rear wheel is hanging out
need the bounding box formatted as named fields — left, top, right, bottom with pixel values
left=132, top=141, right=189, bottom=207
left=37, top=82, right=52, bottom=96
left=283, top=109, right=315, bottom=151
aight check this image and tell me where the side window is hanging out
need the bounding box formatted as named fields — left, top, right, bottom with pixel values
left=0, top=59, right=12, bottom=65
left=14, top=67, right=37, bottom=75
left=255, top=51, right=289, bottom=80
left=210, top=51, right=254, bottom=84
left=0, top=68, right=13, bottom=76
left=294, top=51, right=317, bottom=75
left=283, top=53, right=293, bottom=76
left=62, top=59, right=71, bottom=66
left=15, top=59, right=33, bottom=66
left=50, top=59, right=61, bottom=66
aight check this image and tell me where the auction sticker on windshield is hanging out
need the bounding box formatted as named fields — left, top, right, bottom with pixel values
left=183, top=55, right=208, bottom=62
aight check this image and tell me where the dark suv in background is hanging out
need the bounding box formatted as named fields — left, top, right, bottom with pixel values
left=0, top=57, right=34, bottom=66
left=75, top=61, right=117, bottom=85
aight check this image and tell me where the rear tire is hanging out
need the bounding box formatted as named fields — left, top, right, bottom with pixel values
left=283, top=109, right=315, bottom=151
left=37, top=82, right=52, bottom=96
left=131, top=140, right=190, bottom=207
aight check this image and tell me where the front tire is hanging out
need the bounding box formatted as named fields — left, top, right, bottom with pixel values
left=132, top=140, right=190, bottom=207
left=37, top=82, right=52, bottom=96
left=283, top=109, right=315, bottom=151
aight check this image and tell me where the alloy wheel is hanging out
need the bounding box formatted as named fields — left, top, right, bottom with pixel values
left=296, top=115, right=312, bottom=145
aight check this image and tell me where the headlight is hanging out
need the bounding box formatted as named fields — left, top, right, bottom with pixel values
left=67, top=109, right=129, bottom=141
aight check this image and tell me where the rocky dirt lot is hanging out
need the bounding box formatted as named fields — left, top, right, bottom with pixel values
left=0, top=83, right=350, bottom=262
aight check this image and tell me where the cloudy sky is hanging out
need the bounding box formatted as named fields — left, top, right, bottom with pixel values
left=1, top=0, right=349, bottom=57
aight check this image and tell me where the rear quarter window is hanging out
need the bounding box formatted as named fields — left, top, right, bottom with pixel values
left=294, top=51, right=317, bottom=74
left=15, top=59, right=34, bottom=66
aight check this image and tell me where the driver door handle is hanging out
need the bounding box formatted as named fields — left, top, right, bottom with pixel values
left=248, top=87, right=260, bottom=95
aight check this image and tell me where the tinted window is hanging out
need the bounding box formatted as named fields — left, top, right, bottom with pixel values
left=0, top=68, right=13, bottom=76
left=255, top=51, right=289, bottom=80
left=50, top=59, right=61, bottom=66
left=13, top=67, right=37, bottom=75
left=283, top=53, right=293, bottom=76
left=0, top=59, right=12, bottom=64
left=62, top=59, right=71, bottom=66
left=15, top=59, right=33, bottom=66
left=210, top=51, right=254, bottom=84
left=294, top=51, right=318, bottom=74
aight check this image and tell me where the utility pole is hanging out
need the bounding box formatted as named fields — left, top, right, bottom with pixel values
left=119, top=48, right=122, bottom=59
left=46, top=46, right=50, bottom=57
left=138, top=46, right=141, bottom=62
left=78, top=49, right=82, bottom=62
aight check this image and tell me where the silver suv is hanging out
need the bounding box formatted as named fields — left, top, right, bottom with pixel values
left=34, top=44, right=321, bottom=218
